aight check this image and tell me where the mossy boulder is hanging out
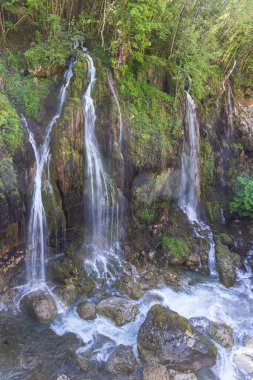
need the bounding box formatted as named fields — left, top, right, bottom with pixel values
left=77, top=302, right=96, bottom=320
left=215, top=234, right=241, bottom=287
left=106, top=345, right=137, bottom=374
left=137, top=304, right=217, bottom=372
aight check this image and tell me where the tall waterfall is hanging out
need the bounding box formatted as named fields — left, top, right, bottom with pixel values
left=22, top=60, right=75, bottom=287
left=179, top=92, right=201, bottom=223
left=82, top=53, right=121, bottom=276
left=179, top=91, right=217, bottom=276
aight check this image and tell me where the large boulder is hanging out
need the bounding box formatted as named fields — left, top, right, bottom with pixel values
left=137, top=304, right=217, bottom=372
left=97, top=296, right=138, bottom=326
left=21, top=290, right=57, bottom=323
left=116, top=274, right=144, bottom=299
left=77, top=302, right=96, bottom=320
left=74, top=349, right=91, bottom=372
left=106, top=345, right=137, bottom=374
left=208, top=322, right=234, bottom=348
left=143, top=362, right=169, bottom=380
left=215, top=236, right=241, bottom=287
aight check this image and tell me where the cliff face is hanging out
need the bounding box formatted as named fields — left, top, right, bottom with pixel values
left=0, top=52, right=253, bottom=289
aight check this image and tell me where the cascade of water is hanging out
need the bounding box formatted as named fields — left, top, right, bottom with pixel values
left=179, top=91, right=217, bottom=276
left=107, top=71, right=123, bottom=151
left=179, top=92, right=200, bottom=223
left=82, top=52, right=122, bottom=276
left=22, top=60, right=75, bottom=288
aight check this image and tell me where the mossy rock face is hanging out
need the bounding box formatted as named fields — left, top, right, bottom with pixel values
left=215, top=235, right=241, bottom=287
left=162, top=236, right=190, bottom=265
left=137, top=304, right=217, bottom=372
left=47, top=256, right=96, bottom=297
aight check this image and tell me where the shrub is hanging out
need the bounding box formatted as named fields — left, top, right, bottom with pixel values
left=230, top=174, right=253, bottom=217
left=162, top=236, right=189, bottom=264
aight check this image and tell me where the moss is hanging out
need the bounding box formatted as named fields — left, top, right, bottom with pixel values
left=162, top=236, right=189, bottom=265
left=150, top=304, right=192, bottom=332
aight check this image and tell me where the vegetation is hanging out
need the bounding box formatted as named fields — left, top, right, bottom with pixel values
left=162, top=236, right=189, bottom=264
left=230, top=174, right=253, bottom=218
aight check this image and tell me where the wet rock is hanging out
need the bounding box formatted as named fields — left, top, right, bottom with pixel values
left=97, top=296, right=138, bottom=326
left=137, top=304, right=217, bottom=372
left=116, top=274, right=144, bottom=299
left=75, top=349, right=91, bottom=372
left=208, top=322, right=234, bottom=348
left=77, top=302, right=96, bottom=320
left=185, top=253, right=199, bottom=269
left=21, top=290, right=57, bottom=323
left=56, top=375, right=70, bottom=380
left=233, top=346, right=253, bottom=373
left=215, top=236, right=241, bottom=287
left=168, top=369, right=197, bottom=380
left=143, top=362, right=169, bottom=380
left=244, top=336, right=253, bottom=348
left=106, top=345, right=137, bottom=374
left=54, top=284, right=77, bottom=306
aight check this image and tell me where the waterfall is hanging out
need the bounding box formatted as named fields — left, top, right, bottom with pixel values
left=107, top=71, right=123, bottom=151
left=179, top=91, right=217, bottom=276
left=82, top=52, right=122, bottom=277
left=22, top=60, right=75, bottom=288
left=179, top=92, right=201, bottom=223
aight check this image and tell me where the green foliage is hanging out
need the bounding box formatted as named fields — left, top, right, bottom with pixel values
left=0, top=52, right=51, bottom=119
left=0, top=94, right=22, bottom=152
left=162, top=236, right=189, bottom=264
left=133, top=205, right=155, bottom=229
left=201, top=138, right=215, bottom=190
left=230, top=174, right=253, bottom=217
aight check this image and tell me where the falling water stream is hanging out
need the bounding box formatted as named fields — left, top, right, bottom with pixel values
left=179, top=91, right=217, bottom=276
left=82, top=52, right=123, bottom=278
left=21, top=59, right=75, bottom=289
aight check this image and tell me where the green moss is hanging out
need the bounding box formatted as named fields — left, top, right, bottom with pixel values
left=133, top=205, right=155, bottom=229
left=0, top=94, right=23, bottom=152
left=162, top=236, right=189, bottom=264
left=150, top=304, right=191, bottom=332
left=201, top=138, right=215, bottom=190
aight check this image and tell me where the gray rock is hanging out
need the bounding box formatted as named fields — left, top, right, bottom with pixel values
left=244, top=336, right=253, bottom=348
left=208, top=322, right=234, bottom=348
left=97, top=296, right=138, bottom=326
left=77, top=302, right=96, bottom=320
left=21, top=290, right=57, bottom=324
left=169, top=369, right=197, bottom=380
left=233, top=346, right=253, bottom=373
left=75, top=349, right=91, bottom=372
left=106, top=345, right=136, bottom=374
left=56, top=375, right=70, bottom=380
left=216, top=238, right=241, bottom=287
left=137, top=304, right=217, bottom=372
left=143, top=362, right=169, bottom=380
left=116, top=274, right=144, bottom=299
left=54, top=284, right=77, bottom=306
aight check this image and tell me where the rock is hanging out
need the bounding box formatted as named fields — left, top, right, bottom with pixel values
left=168, top=370, right=196, bottom=380
left=106, top=345, right=136, bottom=374
left=143, top=362, right=169, bottom=380
left=21, top=290, right=57, bottom=323
left=233, top=346, right=253, bottom=373
left=208, top=322, right=234, bottom=348
left=185, top=253, right=199, bottom=269
left=54, top=284, right=77, bottom=306
left=137, top=304, right=217, bottom=372
left=215, top=237, right=241, bottom=287
left=56, top=375, right=70, bottom=380
left=77, top=302, right=96, bottom=320
left=244, top=336, right=253, bottom=348
left=116, top=274, right=144, bottom=299
left=75, top=349, right=91, bottom=372
left=97, top=296, right=138, bottom=326
left=169, top=369, right=197, bottom=380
